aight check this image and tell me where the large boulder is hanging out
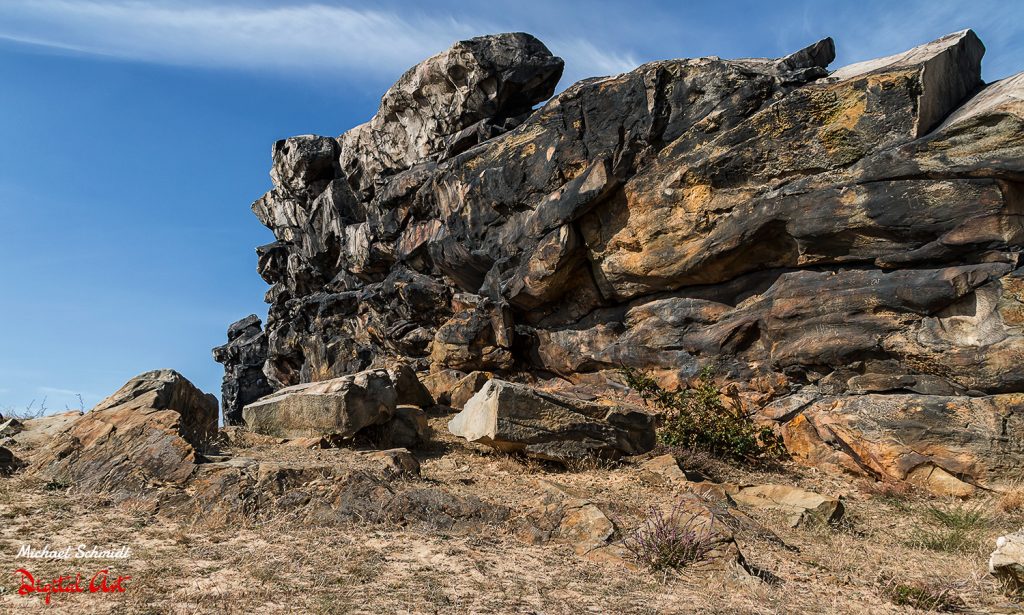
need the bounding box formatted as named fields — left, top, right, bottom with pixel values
left=447, top=379, right=656, bottom=462
left=90, top=369, right=218, bottom=443
left=242, top=368, right=398, bottom=439
left=27, top=370, right=218, bottom=493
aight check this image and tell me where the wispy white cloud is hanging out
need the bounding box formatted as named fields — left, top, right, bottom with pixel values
left=551, top=39, right=638, bottom=79
left=0, top=1, right=478, bottom=75
left=0, top=0, right=642, bottom=88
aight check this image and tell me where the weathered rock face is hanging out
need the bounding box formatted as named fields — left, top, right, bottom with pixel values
left=27, top=370, right=218, bottom=493
left=242, top=367, right=398, bottom=439
left=448, top=379, right=656, bottom=462
left=772, top=392, right=1024, bottom=496
left=213, top=314, right=273, bottom=425
left=218, top=29, right=1024, bottom=488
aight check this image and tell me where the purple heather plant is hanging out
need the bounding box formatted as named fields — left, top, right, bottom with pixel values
left=622, top=499, right=717, bottom=572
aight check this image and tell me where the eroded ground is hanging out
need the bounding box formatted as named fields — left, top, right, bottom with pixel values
left=2, top=414, right=1023, bottom=614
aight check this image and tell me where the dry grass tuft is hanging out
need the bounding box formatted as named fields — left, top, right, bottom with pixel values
left=907, top=502, right=990, bottom=554
left=996, top=487, right=1024, bottom=516
left=622, top=500, right=717, bottom=573
left=876, top=572, right=966, bottom=612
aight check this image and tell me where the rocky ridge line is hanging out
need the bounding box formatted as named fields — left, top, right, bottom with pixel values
left=215, top=29, right=1024, bottom=495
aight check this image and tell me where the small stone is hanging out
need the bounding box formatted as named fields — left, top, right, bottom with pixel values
left=361, top=448, right=421, bottom=479
left=639, top=454, right=689, bottom=484
left=449, top=371, right=491, bottom=410
left=419, top=369, right=467, bottom=406
left=0, top=418, right=24, bottom=438
left=0, top=445, right=25, bottom=476
left=990, top=531, right=1024, bottom=590
left=387, top=364, right=435, bottom=408
left=366, top=406, right=429, bottom=449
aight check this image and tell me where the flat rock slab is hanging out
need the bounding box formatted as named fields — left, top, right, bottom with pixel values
left=731, top=484, right=844, bottom=527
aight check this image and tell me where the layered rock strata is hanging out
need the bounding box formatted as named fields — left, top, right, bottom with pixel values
left=217, top=29, right=1024, bottom=490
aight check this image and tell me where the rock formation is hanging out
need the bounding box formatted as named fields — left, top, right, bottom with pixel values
left=213, top=314, right=273, bottom=425
left=27, top=370, right=217, bottom=493
left=216, top=29, right=1024, bottom=491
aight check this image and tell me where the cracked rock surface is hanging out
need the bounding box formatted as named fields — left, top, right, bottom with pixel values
left=216, top=29, right=1024, bottom=492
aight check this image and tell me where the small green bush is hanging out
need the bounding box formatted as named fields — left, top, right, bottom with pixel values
left=621, top=366, right=785, bottom=463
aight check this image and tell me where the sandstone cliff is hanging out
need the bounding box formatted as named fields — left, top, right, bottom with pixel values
left=215, top=30, right=1024, bottom=494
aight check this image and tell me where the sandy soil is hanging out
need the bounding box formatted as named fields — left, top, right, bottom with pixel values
left=2, top=414, right=1023, bottom=614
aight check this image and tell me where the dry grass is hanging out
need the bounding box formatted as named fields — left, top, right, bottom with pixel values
left=1, top=422, right=1022, bottom=613
left=997, top=486, right=1024, bottom=516
left=875, top=572, right=966, bottom=612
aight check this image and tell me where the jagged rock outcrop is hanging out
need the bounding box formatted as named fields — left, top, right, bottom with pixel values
left=213, top=315, right=273, bottom=425
left=217, top=29, right=1024, bottom=489
left=26, top=370, right=218, bottom=493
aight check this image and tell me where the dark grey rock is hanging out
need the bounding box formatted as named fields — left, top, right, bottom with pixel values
left=213, top=314, right=272, bottom=426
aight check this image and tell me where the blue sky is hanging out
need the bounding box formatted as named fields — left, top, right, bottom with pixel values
left=1, top=0, right=1022, bottom=413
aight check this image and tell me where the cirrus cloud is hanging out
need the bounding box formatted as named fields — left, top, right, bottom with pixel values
left=0, top=0, right=640, bottom=88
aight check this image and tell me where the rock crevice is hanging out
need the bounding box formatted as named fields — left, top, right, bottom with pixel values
left=215, top=28, right=1024, bottom=491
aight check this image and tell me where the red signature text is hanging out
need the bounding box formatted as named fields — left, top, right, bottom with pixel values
left=15, top=568, right=130, bottom=605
